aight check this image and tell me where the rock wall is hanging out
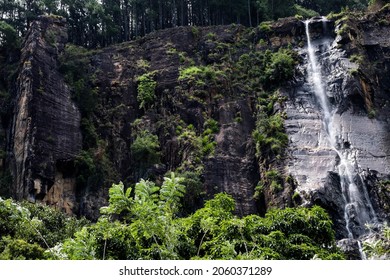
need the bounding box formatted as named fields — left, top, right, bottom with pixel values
left=5, top=10, right=390, bottom=230
left=284, top=13, right=390, bottom=240
left=72, top=25, right=264, bottom=217
left=10, top=16, right=82, bottom=213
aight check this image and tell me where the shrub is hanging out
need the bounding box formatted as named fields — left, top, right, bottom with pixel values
left=201, top=119, right=219, bottom=157
left=178, top=66, right=225, bottom=87
left=136, top=59, right=150, bottom=70
left=350, top=54, right=364, bottom=64
left=0, top=197, right=88, bottom=260
left=264, top=49, right=296, bottom=87
left=191, top=26, right=200, bottom=38
left=59, top=45, right=98, bottom=117
left=253, top=112, right=288, bottom=158
left=131, top=130, right=160, bottom=173
left=179, top=66, right=203, bottom=81
left=137, top=72, right=157, bottom=110
left=259, top=22, right=272, bottom=33
left=0, top=238, right=47, bottom=260
left=293, top=4, right=319, bottom=19
left=363, top=225, right=390, bottom=259
left=368, top=109, right=376, bottom=119
left=12, top=182, right=343, bottom=260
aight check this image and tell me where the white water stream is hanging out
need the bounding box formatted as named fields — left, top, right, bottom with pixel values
left=304, top=19, right=378, bottom=248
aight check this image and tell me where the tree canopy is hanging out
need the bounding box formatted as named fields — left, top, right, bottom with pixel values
left=0, top=0, right=374, bottom=48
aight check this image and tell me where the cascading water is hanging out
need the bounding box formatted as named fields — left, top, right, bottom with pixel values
left=304, top=19, right=378, bottom=253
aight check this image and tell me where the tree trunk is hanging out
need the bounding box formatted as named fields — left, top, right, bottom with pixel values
left=158, top=0, right=163, bottom=29
left=248, top=0, right=252, bottom=27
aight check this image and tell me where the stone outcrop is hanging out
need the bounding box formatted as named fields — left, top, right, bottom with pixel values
left=337, top=238, right=362, bottom=260
left=10, top=16, right=82, bottom=213
left=204, top=98, right=259, bottom=215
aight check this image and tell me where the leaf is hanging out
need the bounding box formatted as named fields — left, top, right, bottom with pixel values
left=134, top=179, right=159, bottom=203
left=100, top=182, right=133, bottom=216
left=159, top=172, right=186, bottom=213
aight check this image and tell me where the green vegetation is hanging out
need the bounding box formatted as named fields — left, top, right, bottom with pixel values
left=337, top=22, right=352, bottom=37
left=137, top=72, right=157, bottom=110
left=176, top=170, right=204, bottom=215
left=201, top=118, right=219, bottom=157
left=44, top=29, right=57, bottom=47
left=131, top=130, right=160, bottom=165
left=368, top=109, right=376, bottom=119
left=0, top=197, right=88, bottom=260
left=259, top=22, right=272, bottom=33
left=176, top=119, right=219, bottom=171
left=1, top=0, right=384, bottom=262
left=254, top=168, right=285, bottom=199
left=0, top=0, right=374, bottom=49
left=177, top=62, right=228, bottom=104
left=179, top=65, right=225, bottom=87
left=253, top=112, right=288, bottom=158
left=176, top=124, right=203, bottom=172
left=136, top=59, right=150, bottom=71
left=0, top=21, right=19, bottom=49
left=236, top=48, right=296, bottom=92
left=265, top=49, right=296, bottom=87
left=363, top=225, right=390, bottom=259
left=0, top=173, right=343, bottom=260
left=59, top=44, right=120, bottom=200
left=350, top=54, right=364, bottom=65
left=240, top=48, right=294, bottom=203
left=293, top=4, right=319, bottom=18
left=59, top=44, right=98, bottom=118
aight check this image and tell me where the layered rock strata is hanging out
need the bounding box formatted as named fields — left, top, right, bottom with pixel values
left=10, top=16, right=82, bottom=213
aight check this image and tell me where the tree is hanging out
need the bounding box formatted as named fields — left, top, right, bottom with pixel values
left=62, top=173, right=186, bottom=260
left=0, top=197, right=88, bottom=260
left=1, top=175, right=344, bottom=260
left=0, top=20, right=19, bottom=49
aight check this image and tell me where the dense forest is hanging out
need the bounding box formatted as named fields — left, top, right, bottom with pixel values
left=1, top=0, right=390, bottom=260
left=0, top=0, right=380, bottom=48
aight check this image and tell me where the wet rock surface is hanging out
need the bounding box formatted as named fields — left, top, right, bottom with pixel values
left=337, top=238, right=362, bottom=260
left=284, top=16, right=390, bottom=240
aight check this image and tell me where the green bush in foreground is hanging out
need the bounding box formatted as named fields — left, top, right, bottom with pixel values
left=0, top=174, right=344, bottom=260
left=59, top=174, right=343, bottom=260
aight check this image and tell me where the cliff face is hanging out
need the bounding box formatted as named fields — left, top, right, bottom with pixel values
left=5, top=17, right=306, bottom=218
left=4, top=10, right=390, bottom=234
left=68, top=25, right=265, bottom=218
left=284, top=11, right=390, bottom=241
left=10, top=16, right=82, bottom=213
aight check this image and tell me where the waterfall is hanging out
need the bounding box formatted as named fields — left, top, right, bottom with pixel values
left=304, top=19, right=378, bottom=243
